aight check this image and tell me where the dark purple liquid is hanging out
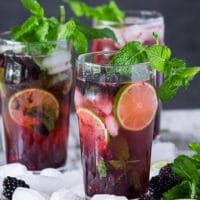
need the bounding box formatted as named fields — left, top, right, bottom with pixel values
left=0, top=53, right=73, bottom=170
left=75, top=75, right=155, bottom=198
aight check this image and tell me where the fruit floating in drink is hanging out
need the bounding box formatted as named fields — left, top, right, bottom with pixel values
left=0, top=38, right=73, bottom=170
left=75, top=52, right=158, bottom=199
left=92, top=10, right=164, bottom=139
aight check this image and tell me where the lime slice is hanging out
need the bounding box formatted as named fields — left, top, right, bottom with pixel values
left=8, top=88, right=60, bottom=131
left=114, top=82, right=158, bottom=131
left=76, top=107, right=109, bottom=151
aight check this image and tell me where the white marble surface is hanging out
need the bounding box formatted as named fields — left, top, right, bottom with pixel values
left=0, top=109, right=199, bottom=199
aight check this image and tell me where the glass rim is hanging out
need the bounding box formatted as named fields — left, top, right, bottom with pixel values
left=77, top=51, right=150, bottom=68
left=0, top=31, right=69, bottom=46
left=94, top=9, right=164, bottom=27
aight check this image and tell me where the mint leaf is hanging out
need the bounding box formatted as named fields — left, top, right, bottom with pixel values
left=173, top=155, right=200, bottom=183
left=158, top=65, right=200, bottom=101
left=21, top=0, right=44, bottom=18
left=110, top=41, right=147, bottom=75
left=146, top=45, right=171, bottom=71
left=64, top=0, right=125, bottom=23
left=153, top=32, right=159, bottom=45
left=189, top=142, right=200, bottom=155
left=11, top=16, right=39, bottom=41
left=163, top=181, right=192, bottom=200
left=98, top=158, right=107, bottom=177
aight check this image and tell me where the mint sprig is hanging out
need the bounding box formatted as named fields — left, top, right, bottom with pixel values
left=111, top=33, right=200, bottom=101
left=64, top=0, right=125, bottom=23
left=163, top=142, right=200, bottom=199
left=11, top=0, right=117, bottom=54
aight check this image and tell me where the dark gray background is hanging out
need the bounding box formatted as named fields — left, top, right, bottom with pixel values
left=0, top=0, right=200, bottom=109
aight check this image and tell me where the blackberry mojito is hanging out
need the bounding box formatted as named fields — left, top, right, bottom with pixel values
left=0, top=33, right=73, bottom=170
left=92, top=10, right=164, bottom=139
left=75, top=52, right=158, bottom=198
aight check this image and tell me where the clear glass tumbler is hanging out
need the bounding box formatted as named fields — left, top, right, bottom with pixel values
left=74, top=51, right=158, bottom=199
left=0, top=32, right=73, bottom=170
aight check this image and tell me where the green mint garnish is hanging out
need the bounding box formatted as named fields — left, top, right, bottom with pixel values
left=163, top=181, right=192, bottom=200
left=64, top=0, right=125, bottom=23
left=11, top=0, right=117, bottom=54
left=26, top=106, right=56, bottom=137
left=97, top=158, right=107, bottom=178
left=163, top=142, right=200, bottom=199
left=111, top=33, right=200, bottom=101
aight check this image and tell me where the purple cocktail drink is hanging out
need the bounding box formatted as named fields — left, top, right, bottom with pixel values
left=75, top=52, right=158, bottom=198
left=92, top=10, right=164, bottom=139
left=0, top=33, right=73, bottom=170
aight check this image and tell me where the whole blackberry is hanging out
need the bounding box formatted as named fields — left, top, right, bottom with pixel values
left=3, top=176, right=30, bottom=200
left=149, top=164, right=181, bottom=199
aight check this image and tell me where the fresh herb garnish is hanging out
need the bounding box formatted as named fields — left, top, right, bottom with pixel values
left=163, top=142, right=200, bottom=199
left=11, top=0, right=117, bottom=54
left=110, top=33, right=200, bottom=101
left=98, top=158, right=107, bottom=178
left=64, top=0, right=125, bottom=23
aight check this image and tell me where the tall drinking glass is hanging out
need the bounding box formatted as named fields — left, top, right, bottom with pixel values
left=74, top=51, right=158, bottom=199
left=92, top=10, right=164, bottom=139
left=0, top=32, right=73, bottom=170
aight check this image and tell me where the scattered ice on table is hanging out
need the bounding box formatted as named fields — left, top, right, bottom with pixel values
left=63, top=169, right=83, bottom=189
left=40, top=168, right=63, bottom=179
left=151, top=141, right=177, bottom=163
left=19, top=174, right=66, bottom=195
left=12, top=187, right=47, bottom=200
left=0, top=163, right=27, bottom=178
left=91, top=194, right=128, bottom=200
left=50, top=188, right=80, bottom=200
left=69, top=183, right=85, bottom=198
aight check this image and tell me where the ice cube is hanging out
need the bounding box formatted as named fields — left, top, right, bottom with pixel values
left=42, top=50, right=71, bottom=75
left=0, top=163, right=27, bottom=178
left=63, top=169, right=83, bottom=189
left=91, top=194, right=128, bottom=200
left=12, top=188, right=46, bottom=200
left=105, top=115, right=119, bottom=137
left=93, top=93, right=113, bottom=115
left=151, top=141, right=177, bottom=163
left=74, top=88, right=86, bottom=107
left=50, top=189, right=80, bottom=200
left=40, top=168, right=63, bottom=179
left=69, top=183, right=85, bottom=198
left=19, top=174, right=66, bottom=195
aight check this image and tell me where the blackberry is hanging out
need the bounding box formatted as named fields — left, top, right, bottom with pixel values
left=3, top=176, right=30, bottom=200
left=149, top=164, right=181, bottom=199
left=159, top=163, right=173, bottom=177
